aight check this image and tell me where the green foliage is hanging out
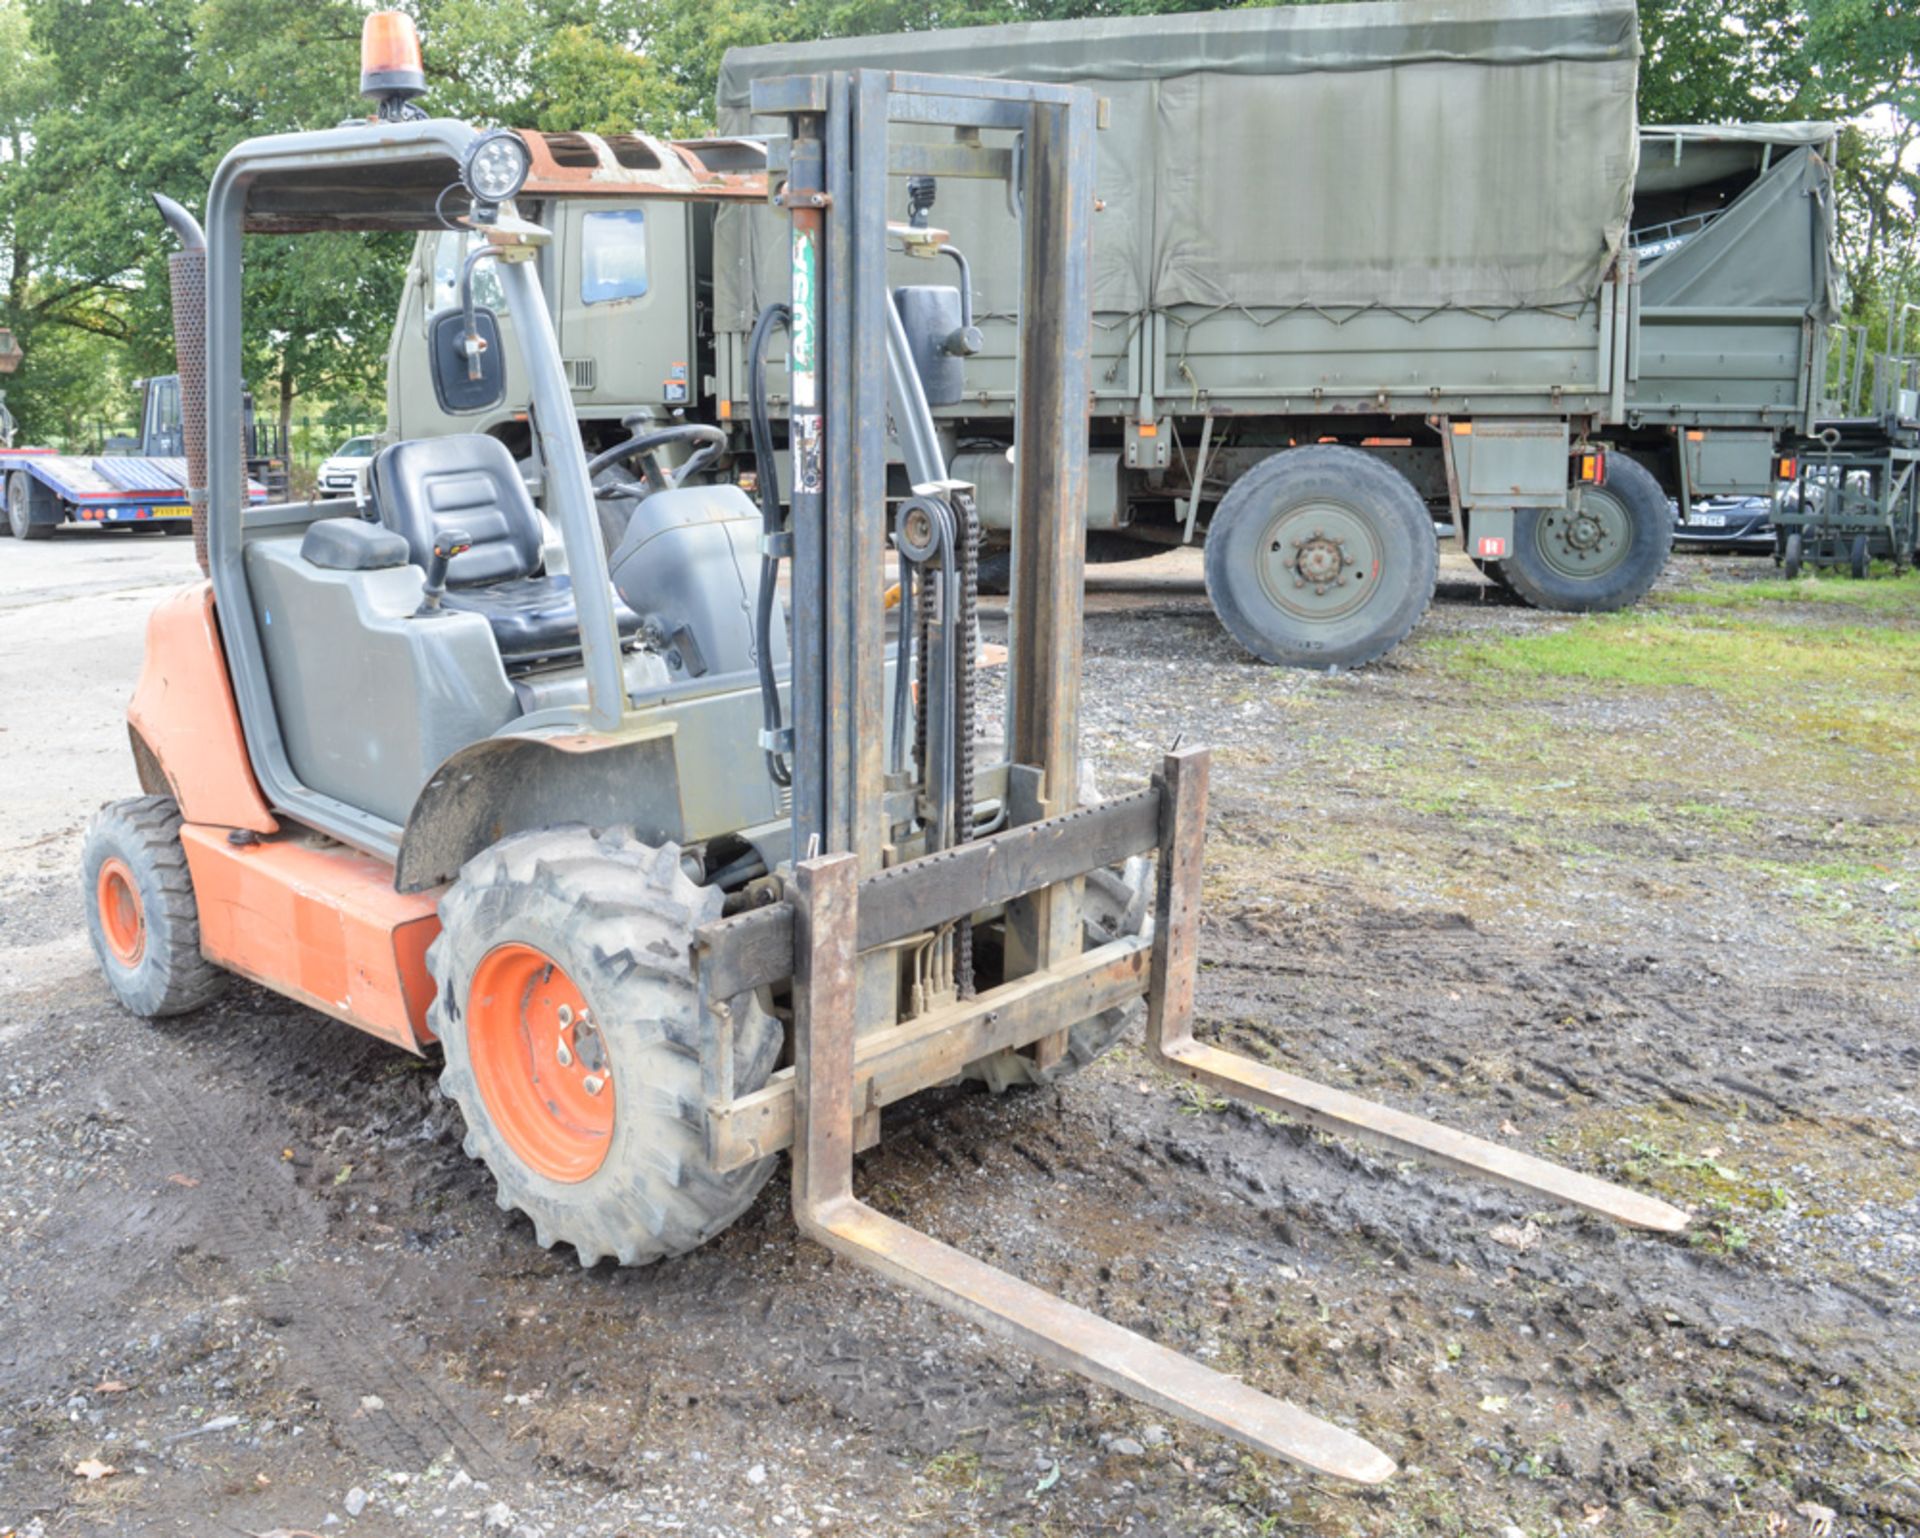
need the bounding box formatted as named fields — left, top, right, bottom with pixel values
left=0, top=0, right=1914, bottom=449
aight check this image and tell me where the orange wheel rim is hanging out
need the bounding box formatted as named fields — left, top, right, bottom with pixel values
left=96, top=857, right=146, bottom=968
left=467, top=943, right=615, bottom=1183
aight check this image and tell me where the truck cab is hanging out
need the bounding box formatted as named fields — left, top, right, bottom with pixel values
left=386, top=136, right=729, bottom=473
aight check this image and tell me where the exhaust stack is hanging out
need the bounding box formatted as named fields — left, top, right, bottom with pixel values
left=153, top=193, right=213, bottom=576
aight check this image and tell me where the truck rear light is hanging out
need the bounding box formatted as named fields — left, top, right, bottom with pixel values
left=1574, top=448, right=1606, bottom=485
left=1774, top=454, right=1798, bottom=481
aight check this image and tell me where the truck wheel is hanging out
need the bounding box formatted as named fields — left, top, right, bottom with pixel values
left=1501, top=456, right=1671, bottom=613
left=81, top=796, right=226, bottom=1017
left=1202, top=445, right=1436, bottom=670
left=430, top=825, right=782, bottom=1268
left=8, top=473, right=52, bottom=540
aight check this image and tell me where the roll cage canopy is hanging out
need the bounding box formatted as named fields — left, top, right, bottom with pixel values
left=233, top=125, right=770, bottom=234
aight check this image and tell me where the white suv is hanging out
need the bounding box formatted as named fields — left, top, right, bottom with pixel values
left=317, top=435, right=378, bottom=498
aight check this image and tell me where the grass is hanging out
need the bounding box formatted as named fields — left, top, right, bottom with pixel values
left=1435, top=606, right=1920, bottom=791
left=1667, top=569, right=1920, bottom=614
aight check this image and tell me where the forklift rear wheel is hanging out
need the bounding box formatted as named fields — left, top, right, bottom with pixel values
left=8, top=474, right=52, bottom=541
left=81, top=796, right=226, bottom=1017
left=1783, top=531, right=1804, bottom=579
left=1850, top=535, right=1870, bottom=580
left=1203, top=445, right=1437, bottom=670
left=1500, top=455, right=1671, bottom=613
left=430, top=825, right=782, bottom=1268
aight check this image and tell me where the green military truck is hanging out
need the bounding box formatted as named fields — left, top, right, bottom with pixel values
left=390, top=0, right=1847, bottom=668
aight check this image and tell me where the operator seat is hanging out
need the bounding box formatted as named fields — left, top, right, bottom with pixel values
left=368, top=434, right=640, bottom=667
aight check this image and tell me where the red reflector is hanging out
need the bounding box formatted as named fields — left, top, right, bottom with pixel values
left=1476, top=535, right=1508, bottom=558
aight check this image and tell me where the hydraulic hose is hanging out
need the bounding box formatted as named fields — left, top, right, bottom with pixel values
left=747, top=301, right=792, bottom=789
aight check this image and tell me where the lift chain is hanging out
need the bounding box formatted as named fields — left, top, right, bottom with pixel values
left=953, top=487, right=979, bottom=998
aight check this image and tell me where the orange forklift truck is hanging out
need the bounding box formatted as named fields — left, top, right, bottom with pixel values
left=82, top=15, right=1683, bottom=1482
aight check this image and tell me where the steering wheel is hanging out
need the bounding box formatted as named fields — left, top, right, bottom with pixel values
left=587, top=421, right=728, bottom=498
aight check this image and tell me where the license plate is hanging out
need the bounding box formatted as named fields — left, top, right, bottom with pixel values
left=1688, top=514, right=1728, bottom=528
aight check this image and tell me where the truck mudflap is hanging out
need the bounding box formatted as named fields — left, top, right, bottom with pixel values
left=694, top=747, right=1685, bottom=1479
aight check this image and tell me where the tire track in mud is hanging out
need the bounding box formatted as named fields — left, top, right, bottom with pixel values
left=115, top=1040, right=521, bottom=1481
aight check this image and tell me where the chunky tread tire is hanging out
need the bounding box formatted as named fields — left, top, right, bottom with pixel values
left=81, top=796, right=226, bottom=1017
left=965, top=762, right=1152, bottom=1092
left=1203, top=445, right=1437, bottom=671
left=975, top=546, right=1013, bottom=596
left=1502, top=455, right=1672, bottom=614
left=964, top=858, right=1154, bottom=1092
left=430, top=825, right=781, bottom=1268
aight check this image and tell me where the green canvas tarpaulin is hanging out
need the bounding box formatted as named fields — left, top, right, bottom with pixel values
left=713, top=0, right=1640, bottom=324
left=1637, top=125, right=1843, bottom=323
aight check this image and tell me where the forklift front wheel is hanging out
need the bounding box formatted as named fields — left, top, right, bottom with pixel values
left=431, top=825, right=783, bottom=1268
left=81, top=796, right=226, bottom=1017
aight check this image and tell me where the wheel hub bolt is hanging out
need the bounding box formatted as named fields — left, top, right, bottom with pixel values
left=583, top=1075, right=605, bottom=1096
left=556, top=1042, right=574, bottom=1067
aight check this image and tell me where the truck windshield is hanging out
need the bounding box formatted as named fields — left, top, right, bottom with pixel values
left=430, top=229, right=509, bottom=317
left=580, top=209, right=648, bottom=305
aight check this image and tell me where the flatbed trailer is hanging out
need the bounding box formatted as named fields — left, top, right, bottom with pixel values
left=3, top=370, right=273, bottom=540
left=1, top=449, right=200, bottom=539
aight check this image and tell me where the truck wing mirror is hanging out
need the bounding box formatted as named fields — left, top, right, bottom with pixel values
left=427, top=306, right=506, bottom=414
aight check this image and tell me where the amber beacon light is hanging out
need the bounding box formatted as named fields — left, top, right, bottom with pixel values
left=361, top=11, right=427, bottom=116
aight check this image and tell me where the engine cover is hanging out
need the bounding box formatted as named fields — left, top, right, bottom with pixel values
left=607, top=483, right=785, bottom=682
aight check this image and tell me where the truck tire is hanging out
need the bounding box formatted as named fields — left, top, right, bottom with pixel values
left=8, top=473, right=52, bottom=540
left=1500, top=456, right=1671, bottom=613
left=81, top=796, right=226, bottom=1018
left=430, top=825, right=782, bottom=1268
left=1202, top=446, right=1437, bottom=670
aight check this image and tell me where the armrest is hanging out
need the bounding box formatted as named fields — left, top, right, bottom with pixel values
left=300, top=517, right=412, bottom=572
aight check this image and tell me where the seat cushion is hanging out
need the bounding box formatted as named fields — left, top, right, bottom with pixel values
left=442, top=574, right=642, bottom=665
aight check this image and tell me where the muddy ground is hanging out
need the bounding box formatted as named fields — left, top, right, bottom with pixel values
left=1, top=530, right=1916, bottom=1538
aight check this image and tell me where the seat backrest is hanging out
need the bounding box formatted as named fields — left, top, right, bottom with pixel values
left=370, top=434, right=541, bottom=587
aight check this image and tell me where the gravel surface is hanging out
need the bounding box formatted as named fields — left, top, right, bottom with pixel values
left=1, top=532, right=1915, bottom=1537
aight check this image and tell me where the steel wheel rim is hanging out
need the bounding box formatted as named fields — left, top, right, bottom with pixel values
left=96, top=857, right=146, bottom=967
left=1253, top=500, right=1385, bottom=622
left=468, top=943, right=615, bottom=1183
left=1533, top=486, right=1632, bottom=581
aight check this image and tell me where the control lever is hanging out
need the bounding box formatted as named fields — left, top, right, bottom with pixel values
left=418, top=528, right=473, bottom=613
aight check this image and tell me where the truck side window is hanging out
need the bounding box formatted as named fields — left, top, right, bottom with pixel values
left=580, top=210, right=648, bottom=306
left=429, top=229, right=508, bottom=317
